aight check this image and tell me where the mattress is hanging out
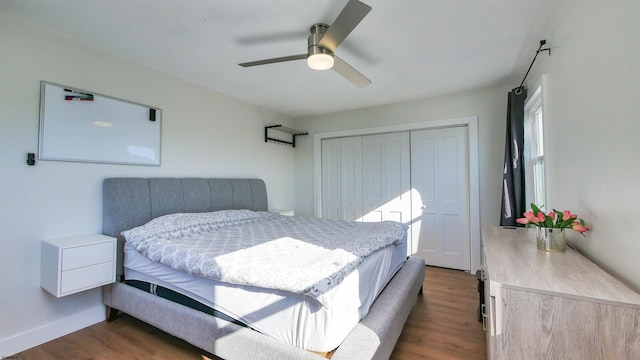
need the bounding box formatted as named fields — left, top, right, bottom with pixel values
left=124, top=232, right=406, bottom=352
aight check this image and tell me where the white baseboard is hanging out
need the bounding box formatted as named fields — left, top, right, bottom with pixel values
left=0, top=305, right=106, bottom=359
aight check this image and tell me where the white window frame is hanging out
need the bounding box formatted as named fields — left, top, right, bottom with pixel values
left=523, top=75, right=549, bottom=210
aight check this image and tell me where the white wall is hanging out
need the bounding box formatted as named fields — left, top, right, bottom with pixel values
left=0, top=16, right=295, bottom=356
left=293, top=85, right=511, bottom=234
left=524, top=1, right=640, bottom=290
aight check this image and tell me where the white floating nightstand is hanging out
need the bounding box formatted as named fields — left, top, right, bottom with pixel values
left=41, top=234, right=116, bottom=297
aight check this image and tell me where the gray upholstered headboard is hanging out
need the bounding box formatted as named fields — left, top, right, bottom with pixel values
left=103, top=178, right=268, bottom=277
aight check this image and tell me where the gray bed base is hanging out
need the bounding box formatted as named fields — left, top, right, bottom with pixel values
left=102, top=178, right=425, bottom=360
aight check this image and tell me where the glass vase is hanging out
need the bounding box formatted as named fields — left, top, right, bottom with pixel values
left=536, top=227, right=566, bottom=252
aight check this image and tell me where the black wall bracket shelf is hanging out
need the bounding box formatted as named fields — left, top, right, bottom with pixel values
left=265, top=125, right=308, bottom=147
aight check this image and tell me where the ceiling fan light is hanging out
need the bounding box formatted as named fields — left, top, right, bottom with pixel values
left=307, top=53, right=334, bottom=70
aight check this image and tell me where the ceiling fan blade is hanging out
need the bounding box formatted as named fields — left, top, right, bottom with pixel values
left=239, top=54, right=307, bottom=67
left=318, top=0, right=372, bottom=52
left=237, top=30, right=308, bottom=45
left=333, top=56, right=371, bottom=87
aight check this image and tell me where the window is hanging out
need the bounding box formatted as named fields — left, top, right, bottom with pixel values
left=524, top=79, right=547, bottom=208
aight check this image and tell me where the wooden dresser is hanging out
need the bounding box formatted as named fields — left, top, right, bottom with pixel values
left=481, top=226, right=640, bottom=359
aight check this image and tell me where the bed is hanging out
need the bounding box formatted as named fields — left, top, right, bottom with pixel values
left=102, top=178, right=425, bottom=360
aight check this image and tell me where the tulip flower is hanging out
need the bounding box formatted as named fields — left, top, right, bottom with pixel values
left=571, top=221, right=588, bottom=233
left=523, top=211, right=539, bottom=223
left=563, top=210, right=578, bottom=220
left=517, top=204, right=589, bottom=236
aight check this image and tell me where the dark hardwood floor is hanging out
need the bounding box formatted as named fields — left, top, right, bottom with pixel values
left=12, top=266, right=486, bottom=360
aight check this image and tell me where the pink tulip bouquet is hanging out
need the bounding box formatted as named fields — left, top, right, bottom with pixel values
left=516, top=204, right=588, bottom=235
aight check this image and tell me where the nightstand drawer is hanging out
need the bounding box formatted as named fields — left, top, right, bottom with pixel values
left=60, top=261, right=115, bottom=295
left=62, top=242, right=114, bottom=271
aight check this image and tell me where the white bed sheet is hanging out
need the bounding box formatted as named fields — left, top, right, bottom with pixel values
left=124, top=234, right=406, bottom=352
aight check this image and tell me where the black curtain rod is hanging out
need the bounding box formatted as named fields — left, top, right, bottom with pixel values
left=516, top=40, right=551, bottom=93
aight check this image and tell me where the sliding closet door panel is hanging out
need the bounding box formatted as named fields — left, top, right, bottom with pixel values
left=340, top=137, right=363, bottom=221
left=411, top=126, right=470, bottom=270
left=362, top=134, right=384, bottom=222
left=321, top=138, right=342, bottom=219
left=362, top=133, right=411, bottom=238
left=409, top=134, right=436, bottom=256
left=321, top=137, right=363, bottom=221
left=439, top=134, right=467, bottom=259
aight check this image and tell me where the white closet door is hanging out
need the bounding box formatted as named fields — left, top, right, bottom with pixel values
left=362, top=133, right=411, bottom=229
left=410, top=126, right=470, bottom=270
left=340, top=137, right=363, bottom=221
left=321, top=138, right=342, bottom=219
left=321, top=137, right=363, bottom=221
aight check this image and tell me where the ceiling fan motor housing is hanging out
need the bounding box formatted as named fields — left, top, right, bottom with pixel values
left=308, top=23, right=334, bottom=58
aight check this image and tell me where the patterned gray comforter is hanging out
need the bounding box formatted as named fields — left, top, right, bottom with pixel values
left=122, top=210, right=407, bottom=304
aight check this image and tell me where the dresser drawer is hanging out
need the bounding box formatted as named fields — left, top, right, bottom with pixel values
left=62, top=241, right=114, bottom=271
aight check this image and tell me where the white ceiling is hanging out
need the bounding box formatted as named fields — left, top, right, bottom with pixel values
left=0, top=0, right=556, bottom=118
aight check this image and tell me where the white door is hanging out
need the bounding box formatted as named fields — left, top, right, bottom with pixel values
left=410, top=126, right=470, bottom=270
left=361, top=133, right=412, bottom=247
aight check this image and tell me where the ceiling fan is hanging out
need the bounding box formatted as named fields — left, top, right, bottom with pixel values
left=238, top=0, right=372, bottom=87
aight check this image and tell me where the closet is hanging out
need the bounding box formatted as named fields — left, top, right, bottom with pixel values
left=320, top=126, right=470, bottom=270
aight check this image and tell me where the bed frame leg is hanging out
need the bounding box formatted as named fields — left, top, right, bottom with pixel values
left=106, top=306, right=120, bottom=322
left=418, top=285, right=423, bottom=295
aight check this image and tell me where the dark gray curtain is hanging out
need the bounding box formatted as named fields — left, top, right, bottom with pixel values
left=500, top=86, right=527, bottom=226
